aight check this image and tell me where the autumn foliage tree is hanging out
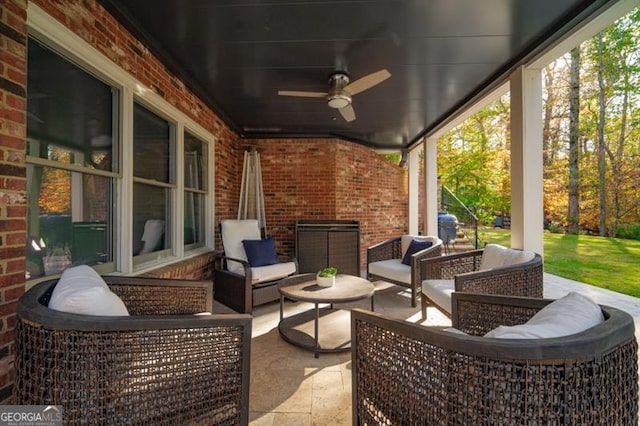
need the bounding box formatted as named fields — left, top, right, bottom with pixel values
left=439, top=6, right=640, bottom=239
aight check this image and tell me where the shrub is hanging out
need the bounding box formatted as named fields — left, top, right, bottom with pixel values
left=547, top=222, right=565, bottom=234
left=615, top=225, right=640, bottom=240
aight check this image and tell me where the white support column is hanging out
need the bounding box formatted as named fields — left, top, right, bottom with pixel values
left=408, top=148, right=420, bottom=235
left=424, top=137, right=439, bottom=237
left=510, top=66, right=544, bottom=255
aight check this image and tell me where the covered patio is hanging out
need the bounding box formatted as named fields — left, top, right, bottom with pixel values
left=1, top=0, right=639, bottom=422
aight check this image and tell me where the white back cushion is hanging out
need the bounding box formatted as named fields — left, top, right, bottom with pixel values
left=401, top=235, right=439, bottom=258
left=479, top=244, right=535, bottom=271
left=484, top=292, right=604, bottom=339
left=49, top=265, right=129, bottom=316
left=221, top=219, right=261, bottom=274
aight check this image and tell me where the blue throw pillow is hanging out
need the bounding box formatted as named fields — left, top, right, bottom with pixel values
left=242, top=237, right=280, bottom=267
left=401, top=239, right=433, bottom=265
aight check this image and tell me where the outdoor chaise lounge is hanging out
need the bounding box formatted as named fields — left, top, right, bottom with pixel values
left=420, top=243, right=543, bottom=317
left=352, top=292, right=638, bottom=425
left=214, top=219, right=298, bottom=313
left=367, top=235, right=443, bottom=307
left=15, top=268, right=252, bottom=425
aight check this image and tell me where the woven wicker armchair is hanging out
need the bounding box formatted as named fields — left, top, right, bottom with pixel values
left=214, top=219, right=298, bottom=313
left=15, top=276, right=252, bottom=425
left=352, top=292, right=638, bottom=425
left=420, top=245, right=543, bottom=317
left=367, top=235, right=443, bottom=307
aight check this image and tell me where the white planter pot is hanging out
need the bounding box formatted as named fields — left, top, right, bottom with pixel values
left=316, top=275, right=335, bottom=287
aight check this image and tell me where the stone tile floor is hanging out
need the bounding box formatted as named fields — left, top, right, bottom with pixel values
left=214, top=274, right=640, bottom=426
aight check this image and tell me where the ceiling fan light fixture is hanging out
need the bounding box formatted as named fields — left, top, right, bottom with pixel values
left=277, top=68, right=390, bottom=122
left=327, top=93, right=351, bottom=109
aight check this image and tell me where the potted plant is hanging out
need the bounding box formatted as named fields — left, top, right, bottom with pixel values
left=316, top=267, right=337, bottom=287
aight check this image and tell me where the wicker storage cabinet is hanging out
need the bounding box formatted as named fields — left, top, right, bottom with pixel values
left=296, top=220, right=360, bottom=276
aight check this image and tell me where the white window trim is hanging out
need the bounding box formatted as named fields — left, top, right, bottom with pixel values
left=27, top=3, right=216, bottom=276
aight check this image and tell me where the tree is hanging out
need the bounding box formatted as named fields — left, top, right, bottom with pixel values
left=568, top=47, right=581, bottom=234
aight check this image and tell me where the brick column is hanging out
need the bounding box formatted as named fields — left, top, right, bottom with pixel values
left=0, top=0, right=28, bottom=403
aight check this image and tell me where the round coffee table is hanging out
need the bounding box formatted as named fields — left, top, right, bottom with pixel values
left=278, top=273, right=375, bottom=357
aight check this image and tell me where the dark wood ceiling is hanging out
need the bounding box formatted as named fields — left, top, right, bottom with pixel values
left=98, top=0, right=612, bottom=150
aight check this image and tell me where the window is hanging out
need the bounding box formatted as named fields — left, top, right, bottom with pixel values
left=132, top=103, right=174, bottom=264
left=26, top=38, right=117, bottom=279
left=184, top=131, right=207, bottom=248
left=25, top=25, right=214, bottom=279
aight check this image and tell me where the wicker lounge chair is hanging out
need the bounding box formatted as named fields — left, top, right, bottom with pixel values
left=15, top=276, right=252, bottom=425
left=352, top=292, right=638, bottom=425
left=214, top=219, right=298, bottom=313
left=367, top=235, right=443, bottom=307
left=420, top=244, right=543, bottom=317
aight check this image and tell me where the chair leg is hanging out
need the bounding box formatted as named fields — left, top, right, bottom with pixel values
left=421, top=295, right=427, bottom=320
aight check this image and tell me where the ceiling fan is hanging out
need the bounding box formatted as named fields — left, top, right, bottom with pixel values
left=277, top=69, right=391, bottom=122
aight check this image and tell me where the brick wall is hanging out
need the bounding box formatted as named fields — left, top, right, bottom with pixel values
left=0, top=0, right=27, bottom=403
left=0, top=0, right=410, bottom=402
left=243, top=139, right=408, bottom=267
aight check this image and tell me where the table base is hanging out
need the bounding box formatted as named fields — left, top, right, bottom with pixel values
left=278, top=305, right=353, bottom=357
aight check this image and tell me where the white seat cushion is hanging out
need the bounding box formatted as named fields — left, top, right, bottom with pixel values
left=479, top=244, right=535, bottom=271
left=250, top=261, right=297, bottom=284
left=369, top=259, right=411, bottom=284
left=221, top=219, right=261, bottom=274
left=484, top=292, right=604, bottom=339
left=49, top=265, right=129, bottom=316
left=421, top=279, right=455, bottom=314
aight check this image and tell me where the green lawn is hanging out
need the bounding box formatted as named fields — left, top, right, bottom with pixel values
left=478, top=227, right=640, bottom=298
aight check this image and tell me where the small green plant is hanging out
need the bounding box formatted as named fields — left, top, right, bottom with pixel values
left=318, top=267, right=337, bottom=277
left=547, top=222, right=565, bottom=234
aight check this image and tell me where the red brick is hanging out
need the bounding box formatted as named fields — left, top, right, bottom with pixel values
left=5, top=260, right=24, bottom=274
left=2, top=1, right=27, bottom=22
left=0, top=108, right=24, bottom=125
left=5, top=314, right=16, bottom=331
left=0, top=178, right=25, bottom=191
left=0, top=302, right=17, bottom=318
left=0, top=219, right=24, bottom=232
left=3, top=286, right=24, bottom=303
left=0, top=332, right=16, bottom=348
left=4, top=233, right=25, bottom=246
left=0, top=51, right=24, bottom=71
left=6, top=67, right=25, bottom=86
left=5, top=205, right=25, bottom=217
left=4, top=94, right=25, bottom=111
left=0, top=135, right=24, bottom=150
left=0, top=272, right=24, bottom=289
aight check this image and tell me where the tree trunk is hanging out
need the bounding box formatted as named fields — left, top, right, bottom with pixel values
left=568, top=47, right=580, bottom=234
left=596, top=33, right=607, bottom=237
left=542, top=64, right=555, bottom=169
left=607, top=80, right=629, bottom=238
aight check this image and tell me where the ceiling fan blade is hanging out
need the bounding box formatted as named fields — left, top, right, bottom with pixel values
left=277, top=90, right=327, bottom=98
left=339, top=104, right=356, bottom=122
left=345, top=69, right=391, bottom=95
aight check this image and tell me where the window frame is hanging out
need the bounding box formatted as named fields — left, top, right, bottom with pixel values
left=26, top=3, right=215, bottom=279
